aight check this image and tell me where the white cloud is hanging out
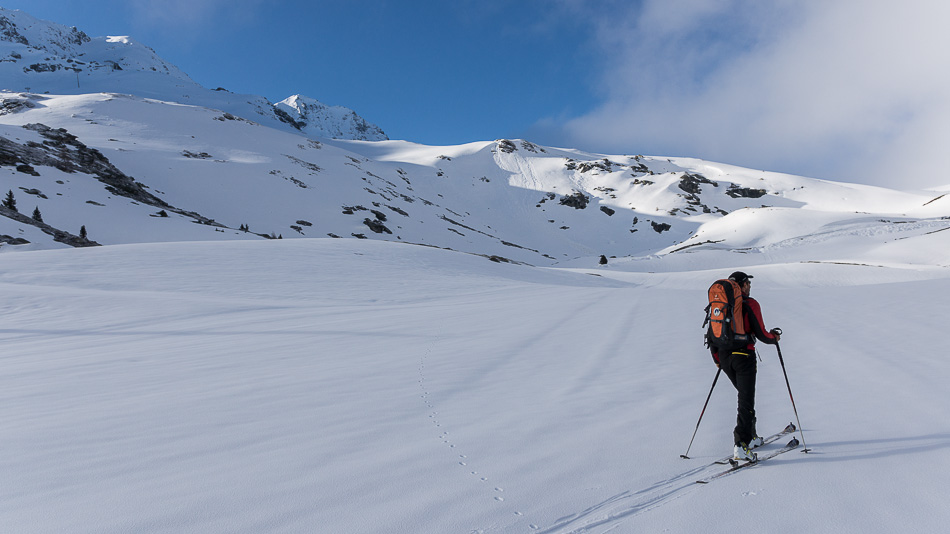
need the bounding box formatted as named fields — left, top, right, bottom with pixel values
left=558, top=0, right=950, bottom=189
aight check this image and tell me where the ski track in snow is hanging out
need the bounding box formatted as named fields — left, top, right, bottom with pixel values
left=537, top=467, right=704, bottom=533
left=537, top=437, right=798, bottom=534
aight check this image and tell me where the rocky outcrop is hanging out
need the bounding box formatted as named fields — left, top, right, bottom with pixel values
left=1, top=123, right=224, bottom=229
left=274, top=95, right=388, bottom=141
left=559, top=191, right=590, bottom=209
left=0, top=204, right=100, bottom=247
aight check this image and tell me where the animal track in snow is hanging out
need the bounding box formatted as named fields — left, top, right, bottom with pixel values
left=419, top=345, right=532, bottom=526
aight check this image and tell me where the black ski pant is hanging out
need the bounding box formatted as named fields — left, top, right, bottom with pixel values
left=720, top=349, right=757, bottom=446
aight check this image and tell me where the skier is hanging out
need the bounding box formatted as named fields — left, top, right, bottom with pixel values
left=710, top=271, right=781, bottom=461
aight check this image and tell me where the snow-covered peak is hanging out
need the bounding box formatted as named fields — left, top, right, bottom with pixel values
left=0, top=8, right=90, bottom=55
left=275, top=95, right=387, bottom=141
left=0, top=7, right=195, bottom=94
left=0, top=7, right=387, bottom=142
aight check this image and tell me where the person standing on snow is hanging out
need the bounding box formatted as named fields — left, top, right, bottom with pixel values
left=709, top=271, right=781, bottom=461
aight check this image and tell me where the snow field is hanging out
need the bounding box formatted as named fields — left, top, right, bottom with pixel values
left=2, top=238, right=949, bottom=532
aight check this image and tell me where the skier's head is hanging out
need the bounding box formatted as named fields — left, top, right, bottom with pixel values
left=729, top=271, right=753, bottom=295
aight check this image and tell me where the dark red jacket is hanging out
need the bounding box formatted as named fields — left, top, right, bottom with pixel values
left=741, top=296, right=778, bottom=349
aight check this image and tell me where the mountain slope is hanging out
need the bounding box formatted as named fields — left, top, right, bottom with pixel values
left=3, top=91, right=948, bottom=265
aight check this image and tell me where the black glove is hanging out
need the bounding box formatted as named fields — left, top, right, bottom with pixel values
left=770, top=327, right=782, bottom=341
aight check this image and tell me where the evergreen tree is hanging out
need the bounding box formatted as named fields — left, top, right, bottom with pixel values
left=32, top=206, right=43, bottom=222
left=79, top=225, right=87, bottom=240
left=3, top=190, right=16, bottom=212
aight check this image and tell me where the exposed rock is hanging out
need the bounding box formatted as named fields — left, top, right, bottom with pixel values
left=342, top=205, right=367, bottom=215
left=559, top=191, right=590, bottom=209
left=0, top=204, right=99, bottom=247
left=385, top=205, right=409, bottom=217
left=1, top=96, right=37, bottom=115
left=678, top=173, right=718, bottom=195
left=497, top=139, right=517, bottom=154
left=726, top=184, right=767, bottom=198
left=0, top=234, right=30, bottom=245
left=577, top=159, right=612, bottom=174
left=20, top=187, right=47, bottom=198
left=16, top=163, right=39, bottom=175
left=521, top=140, right=544, bottom=153
left=363, top=218, right=392, bottom=234
left=284, top=154, right=321, bottom=173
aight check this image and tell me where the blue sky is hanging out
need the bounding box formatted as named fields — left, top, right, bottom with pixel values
left=4, top=1, right=604, bottom=147
left=5, top=1, right=950, bottom=189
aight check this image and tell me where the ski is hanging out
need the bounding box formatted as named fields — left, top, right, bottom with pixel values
left=696, top=437, right=800, bottom=484
left=712, top=423, right=796, bottom=464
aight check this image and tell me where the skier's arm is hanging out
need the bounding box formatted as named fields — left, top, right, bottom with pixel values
left=745, top=298, right=778, bottom=345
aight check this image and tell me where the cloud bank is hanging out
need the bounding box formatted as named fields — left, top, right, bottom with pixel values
left=557, top=0, right=950, bottom=189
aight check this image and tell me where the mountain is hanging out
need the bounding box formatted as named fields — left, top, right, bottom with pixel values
left=2, top=7, right=948, bottom=266
left=2, top=91, right=948, bottom=265
left=0, top=7, right=387, bottom=141
left=0, top=5, right=948, bottom=267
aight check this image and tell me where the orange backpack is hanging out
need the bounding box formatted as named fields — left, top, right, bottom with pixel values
left=704, top=279, right=750, bottom=349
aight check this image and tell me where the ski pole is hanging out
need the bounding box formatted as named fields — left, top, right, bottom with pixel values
left=681, top=367, right=721, bottom=459
left=773, top=332, right=810, bottom=453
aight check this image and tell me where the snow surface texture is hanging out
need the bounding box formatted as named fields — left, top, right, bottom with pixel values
left=2, top=238, right=949, bottom=533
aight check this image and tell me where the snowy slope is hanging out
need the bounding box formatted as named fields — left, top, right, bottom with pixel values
left=1, top=237, right=949, bottom=533
left=4, top=91, right=947, bottom=264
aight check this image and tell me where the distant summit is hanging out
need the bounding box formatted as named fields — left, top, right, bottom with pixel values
left=276, top=95, right=387, bottom=141
left=0, top=8, right=194, bottom=90
left=0, top=7, right=387, bottom=141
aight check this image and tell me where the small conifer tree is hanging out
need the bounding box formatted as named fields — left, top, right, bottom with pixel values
left=79, top=225, right=88, bottom=240
left=32, top=206, right=43, bottom=222
left=3, top=190, right=17, bottom=212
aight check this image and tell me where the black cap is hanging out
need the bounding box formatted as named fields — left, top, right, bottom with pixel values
left=729, top=271, right=753, bottom=285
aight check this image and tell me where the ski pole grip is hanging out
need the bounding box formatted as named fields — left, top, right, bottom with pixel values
left=772, top=327, right=783, bottom=336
